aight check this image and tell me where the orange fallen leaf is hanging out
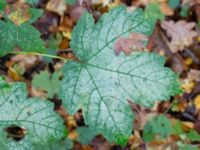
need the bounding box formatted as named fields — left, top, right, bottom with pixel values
left=68, top=130, right=78, bottom=140
left=160, top=2, right=174, bottom=16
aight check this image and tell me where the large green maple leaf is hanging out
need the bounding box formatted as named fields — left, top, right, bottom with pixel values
left=60, top=6, right=181, bottom=145
left=0, top=77, right=67, bottom=150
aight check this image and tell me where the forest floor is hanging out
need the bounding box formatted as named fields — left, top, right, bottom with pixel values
left=1, top=0, right=200, bottom=150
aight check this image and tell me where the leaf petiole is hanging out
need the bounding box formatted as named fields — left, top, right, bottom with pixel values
left=9, top=51, right=72, bottom=61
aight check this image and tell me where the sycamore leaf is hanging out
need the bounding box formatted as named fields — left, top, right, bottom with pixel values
left=32, top=71, right=61, bottom=98
left=0, top=21, right=46, bottom=56
left=60, top=6, right=181, bottom=145
left=161, top=20, right=197, bottom=53
left=114, top=32, right=148, bottom=55
left=0, top=77, right=67, bottom=150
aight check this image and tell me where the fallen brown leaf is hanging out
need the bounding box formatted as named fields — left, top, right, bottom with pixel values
left=161, top=20, right=197, bottom=53
left=187, top=69, right=200, bottom=82
left=46, top=0, right=66, bottom=16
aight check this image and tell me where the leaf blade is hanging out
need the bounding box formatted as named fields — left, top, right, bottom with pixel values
left=60, top=6, right=181, bottom=145
left=0, top=81, right=67, bottom=149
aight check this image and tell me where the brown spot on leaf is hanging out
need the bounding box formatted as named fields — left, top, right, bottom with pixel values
left=114, top=32, right=148, bottom=55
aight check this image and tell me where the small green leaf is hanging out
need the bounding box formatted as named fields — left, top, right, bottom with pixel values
left=65, top=0, right=76, bottom=5
left=0, top=77, right=10, bottom=89
left=0, top=0, right=6, bottom=12
left=28, top=8, right=43, bottom=24
left=143, top=124, right=155, bottom=142
left=0, top=21, right=46, bottom=56
left=26, top=0, right=39, bottom=4
left=0, top=79, right=67, bottom=150
left=180, top=5, right=189, bottom=17
left=60, top=6, right=181, bottom=145
left=32, top=71, right=61, bottom=98
left=33, top=139, right=73, bottom=150
left=168, top=0, right=180, bottom=9
left=143, top=115, right=171, bottom=142
left=76, top=126, right=98, bottom=144
left=171, top=120, right=184, bottom=135
left=145, top=3, right=165, bottom=22
left=187, top=129, right=200, bottom=142
left=177, top=142, right=198, bottom=150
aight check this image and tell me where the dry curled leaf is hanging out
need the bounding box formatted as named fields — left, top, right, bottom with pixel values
left=161, top=20, right=197, bottom=53
left=187, top=69, right=200, bottom=82
left=70, top=6, right=86, bottom=22
left=114, top=32, right=148, bottom=55
left=160, top=2, right=174, bottom=16
left=46, top=0, right=66, bottom=16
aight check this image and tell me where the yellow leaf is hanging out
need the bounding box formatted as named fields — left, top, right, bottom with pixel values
left=68, top=130, right=78, bottom=140
left=194, top=95, right=200, bottom=109
left=184, top=57, right=193, bottom=66
left=7, top=3, right=30, bottom=26
left=8, top=67, right=21, bottom=81
left=182, top=121, right=194, bottom=130
left=181, top=79, right=194, bottom=93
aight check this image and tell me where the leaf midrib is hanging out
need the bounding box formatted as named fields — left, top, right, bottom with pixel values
left=85, top=67, right=123, bottom=133
left=85, top=63, right=169, bottom=86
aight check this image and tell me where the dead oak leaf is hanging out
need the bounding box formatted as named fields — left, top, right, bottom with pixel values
left=114, top=32, right=148, bottom=55
left=161, top=20, right=197, bottom=53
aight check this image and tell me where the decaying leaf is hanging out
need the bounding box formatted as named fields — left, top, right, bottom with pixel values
left=0, top=77, right=67, bottom=149
left=70, top=6, right=86, bottom=22
left=6, top=3, right=30, bottom=26
left=114, top=32, right=148, bottom=55
left=46, top=0, right=66, bottom=16
left=181, top=79, right=195, bottom=93
left=161, top=20, right=197, bottom=53
left=160, top=2, right=174, bottom=16
left=187, top=69, right=200, bottom=82
left=194, top=95, right=200, bottom=109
